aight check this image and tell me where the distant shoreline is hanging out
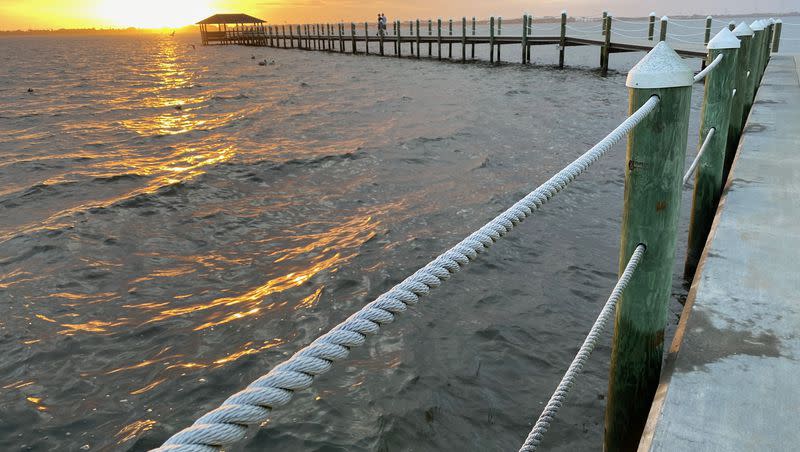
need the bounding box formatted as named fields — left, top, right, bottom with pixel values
left=2, top=12, right=797, bottom=35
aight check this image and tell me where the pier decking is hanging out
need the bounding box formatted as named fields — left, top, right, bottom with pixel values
left=639, top=54, right=800, bottom=451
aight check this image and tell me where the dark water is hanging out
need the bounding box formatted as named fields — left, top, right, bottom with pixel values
left=0, top=29, right=723, bottom=451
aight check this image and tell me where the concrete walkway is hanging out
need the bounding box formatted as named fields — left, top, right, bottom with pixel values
left=639, top=54, right=800, bottom=451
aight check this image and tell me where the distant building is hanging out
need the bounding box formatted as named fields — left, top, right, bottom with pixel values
left=197, top=14, right=266, bottom=45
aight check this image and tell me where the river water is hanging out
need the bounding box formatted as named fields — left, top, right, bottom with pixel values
left=0, top=18, right=795, bottom=451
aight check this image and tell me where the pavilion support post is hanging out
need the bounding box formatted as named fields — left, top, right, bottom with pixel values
left=685, top=29, right=740, bottom=279
left=559, top=11, right=567, bottom=68
left=605, top=42, right=693, bottom=452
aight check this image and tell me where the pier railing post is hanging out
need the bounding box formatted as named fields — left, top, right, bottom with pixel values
left=559, top=11, right=567, bottom=68
left=685, top=29, right=740, bottom=279
left=449, top=18, right=453, bottom=59
left=416, top=19, right=421, bottom=58
left=409, top=20, right=415, bottom=56
left=725, top=22, right=754, bottom=181
left=648, top=12, right=655, bottom=41
left=527, top=14, right=532, bottom=62
left=365, top=22, right=369, bottom=54
left=772, top=19, right=782, bottom=52
left=351, top=22, right=356, bottom=53
left=472, top=17, right=476, bottom=59
left=489, top=17, right=495, bottom=64
left=601, top=15, right=612, bottom=76
left=659, top=16, right=668, bottom=41
left=437, top=18, right=442, bottom=60
left=522, top=14, right=529, bottom=64
left=602, top=11, right=608, bottom=35
left=704, top=16, right=713, bottom=46
left=397, top=20, right=402, bottom=57
left=461, top=17, right=467, bottom=62
left=605, top=42, right=694, bottom=452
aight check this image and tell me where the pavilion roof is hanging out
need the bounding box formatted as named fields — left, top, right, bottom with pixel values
left=197, top=14, right=265, bottom=25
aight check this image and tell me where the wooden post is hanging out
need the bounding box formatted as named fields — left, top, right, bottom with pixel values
left=416, top=19, right=421, bottom=58
left=495, top=17, right=500, bottom=62
left=601, top=15, right=612, bottom=76
left=601, top=11, right=608, bottom=35
left=379, top=20, right=384, bottom=55
left=449, top=18, right=453, bottom=59
left=559, top=11, right=567, bottom=68
left=749, top=21, right=765, bottom=90
left=660, top=16, right=668, bottom=41
left=462, top=17, right=467, bottom=62
left=725, top=22, right=753, bottom=182
left=289, top=24, right=294, bottom=48
left=489, top=17, right=495, bottom=64
left=773, top=19, right=783, bottom=52
left=365, top=22, right=369, bottom=54
left=685, top=29, right=740, bottom=279
left=351, top=22, right=356, bottom=53
left=527, top=14, right=532, bottom=62
left=437, top=18, right=442, bottom=60
left=703, top=16, right=713, bottom=45
left=605, top=42, right=693, bottom=452
left=471, top=17, right=476, bottom=59
left=409, top=20, right=415, bottom=56
left=428, top=19, right=433, bottom=57
left=392, top=20, right=397, bottom=55
left=522, top=14, right=529, bottom=64
left=728, top=21, right=736, bottom=31
left=648, top=12, right=655, bottom=41
left=397, top=20, right=402, bottom=57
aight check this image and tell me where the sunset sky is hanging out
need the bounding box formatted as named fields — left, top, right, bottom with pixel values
left=0, top=0, right=797, bottom=30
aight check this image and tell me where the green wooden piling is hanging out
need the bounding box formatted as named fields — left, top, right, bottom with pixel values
left=648, top=13, right=655, bottom=41
left=749, top=22, right=765, bottom=98
left=728, top=21, right=736, bottom=31
left=704, top=16, right=713, bottom=45
left=437, top=18, right=442, bottom=60
left=449, top=18, right=453, bottom=59
left=605, top=42, right=694, bottom=452
left=602, top=11, right=608, bottom=35
left=601, top=15, right=612, bottom=76
left=685, top=29, right=740, bottom=279
left=660, top=16, right=668, bottom=41
left=290, top=24, right=294, bottom=48
left=490, top=17, right=495, bottom=64
left=773, top=19, right=782, bottom=52
left=471, top=17, right=476, bottom=59
left=498, top=16, right=502, bottom=35
left=461, top=17, right=467, bottom=62
left=429, top=19, right=433, bottom=57
left=351, top=23, right=356, bottom=53
left=725, top=22, right=753, bottom=183
left=559, top=11, right=567, bottom=68
left=522, top=14, right=529, bottom=64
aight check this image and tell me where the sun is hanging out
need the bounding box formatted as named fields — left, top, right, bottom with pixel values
left=94, top=0, right=215, bottom=29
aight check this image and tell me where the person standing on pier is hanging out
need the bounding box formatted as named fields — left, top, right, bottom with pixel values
left=378, top=13, right=386, bottom=36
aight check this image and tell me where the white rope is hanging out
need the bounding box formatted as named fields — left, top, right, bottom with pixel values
left=683, top=127, right=716, bottom=186
left=517, top=244, right=647, bottom=452
left=614, top=26, right=649, bottom=32
left=152, top=96, right=661, bottom=452
left=668, top=36, right=703, bottom=44
left=612, top=18, right=649, bottom=25
left=668, top=21, right=707, bottom=29
left=612, top=30, right=647, bottom=39
left=693, top=53, right=723, bottom=82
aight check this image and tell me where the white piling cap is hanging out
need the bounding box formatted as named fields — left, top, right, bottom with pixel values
left=626, top=41, right=693, bottom=88
left=750, top=20, right=765, bottom=31
left=768, top=18, right=775, bottom=24
left=650, top=12, right=656, bottom=17
left=562, top=10, right=567, bottom=15
left=707, top=27, right=740, bottom=49
left=733, top=21, right=754, bottom=36
left=776, top=19, right=782, bottom=24
left=661, top=16, right=669, bottom=22
left=707, top=15, right=713, bottom=20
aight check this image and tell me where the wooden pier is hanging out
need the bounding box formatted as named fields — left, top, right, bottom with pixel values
left=197, top=13, right=712, bottom=74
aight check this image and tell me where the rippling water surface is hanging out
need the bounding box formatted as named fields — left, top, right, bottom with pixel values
left=0, top=26, right=746, bottom=450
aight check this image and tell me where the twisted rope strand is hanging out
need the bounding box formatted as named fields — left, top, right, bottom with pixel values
left=153, top=96, right=661, bottom=452
left=683, top=128, right=716, bottom=186
left=517, top=243, right=646, bottom=452
left=693, top=53, right=723, bottom=83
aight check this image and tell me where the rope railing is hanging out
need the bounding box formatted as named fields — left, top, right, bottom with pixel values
left=153, top=96, right=661, bottom=452
left=517, top=243, right=646, bottom=452
left=693, top=53, right=723, bottom=82
left=683, top=127, right=716, bottom=186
